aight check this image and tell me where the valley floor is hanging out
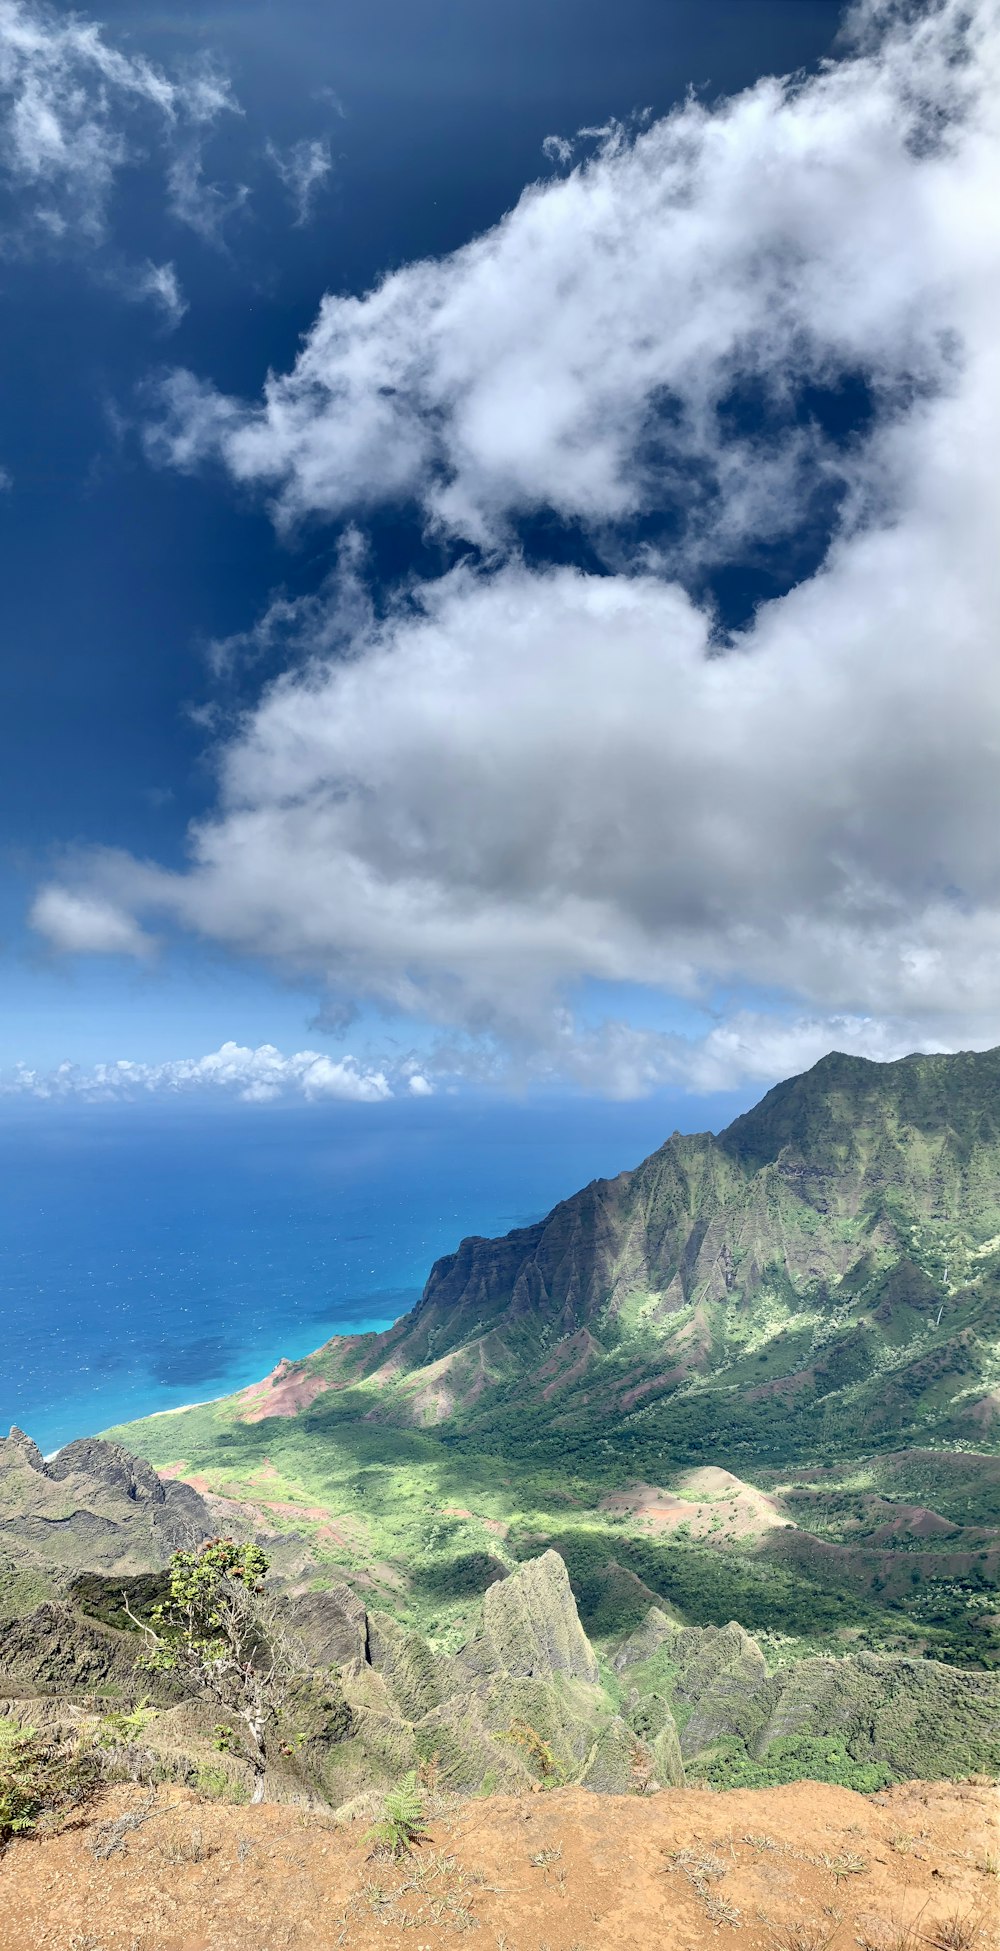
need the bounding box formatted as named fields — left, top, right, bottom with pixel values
left=3, top=1777, right=997, bottom=1951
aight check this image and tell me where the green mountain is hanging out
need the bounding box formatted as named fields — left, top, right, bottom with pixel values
left=106, top=1047, right=1000, bottom=1688
left=301, top=1046, right=1000, bottom=1458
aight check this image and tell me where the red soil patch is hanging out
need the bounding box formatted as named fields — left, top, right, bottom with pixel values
left=603, top=1469, right=794, bottom=1541
left=617, top=1367, right=686, bottom=1412
left=5, top=1778, right=996, bottom=1951
left=746, top=1368, right=815, bottom=1403
left=441, top=1506, right=509, bottom=1537
left=237, top=1360, right=333, bottom=1422
left=537, top=1329, right=600, bottom=1401
left=156, top=1466, right=215, bottom=1497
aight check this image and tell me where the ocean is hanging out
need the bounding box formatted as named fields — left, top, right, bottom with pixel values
left=0, top=1088, right=750, bottom=1452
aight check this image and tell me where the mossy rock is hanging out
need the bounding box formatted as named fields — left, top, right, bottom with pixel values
left=652, top=1717, right=685, bottom=1787
left=580, top=1714, right=653, bottom=1793
left=754, top=1652, right=1000, bottom=1781
left=290, top=1584, right=369, bottom=1668
left=346, top=1703, right=420, bottom=1780
left=278, top=1672, right=353, bottom=1752
left=621, top=1686, right=685, bottom=1784
left=413, top=1690, right=535, bottom=1794
left=612, top=1605, right=680, bottom=1673
left=367, top=1613, right=449, bottom=1720
left=468, top=1550, right=600, bottom=1685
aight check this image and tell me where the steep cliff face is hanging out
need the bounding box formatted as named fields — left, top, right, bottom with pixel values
left=411, top=1048, right=1000, bottom=1353
left=285, top=1048, right=1000, bottom=1447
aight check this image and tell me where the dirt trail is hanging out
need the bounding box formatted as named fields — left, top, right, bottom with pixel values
left=2, top=1777, right=996, bottom=1951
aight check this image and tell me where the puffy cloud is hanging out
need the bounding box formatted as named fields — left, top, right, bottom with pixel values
left=266, top=135, right=332, bottom=226
left=148, top=0, right=996, bottom=554
left=35, top=0, right=1000, bottom=1095
left=2, top=1040, right=392, bottom=1103
left=29, top=884, right=154, bottom=958
left=508, top=1011, right=956, bottom=1099
left=0, top=0, right=240, bottom=251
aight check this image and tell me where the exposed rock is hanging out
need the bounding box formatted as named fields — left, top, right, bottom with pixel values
left=366, top=1613, right=450, bottom=1720
left=47, top=1438, right=167, bottom=1503
left=669, top=1621, right=770, bottom=1758
left=0, top=1429, right=217, bottom=1576
left=752, top=1650, right=1000, bottom=1782
left=651, top=1718, right=685, bottom=1788
left=413, top=1688, right=535, bottom=1794
left=612, top=1604, right=679, bottom=1673
left=6, top=1427, right=45, bottom=1471
left=0, top=1601, right=176, bottom=1701
left=607, top=1604, right=1000, bottom=1784
left=469, top=1550, right=600, bottom=1685
left=290, top=1584, right=369, bottom=1669
left=580, top=1715, right=651, bottom=1793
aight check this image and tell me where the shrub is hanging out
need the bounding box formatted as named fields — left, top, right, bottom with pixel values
left=123, top=1538, right=298, bottom=1804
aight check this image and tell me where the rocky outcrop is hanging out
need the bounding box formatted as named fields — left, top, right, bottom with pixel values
left=0, top=1601, right=178, bottom=1701
left=6, top=1427, right=45, bottom=1471
left=0, top=1428, right=217, bottom=1576
left=463, top=1550, right=600, bottom=1686
left=367, top=1613, right=452, bottom=1720
left=611, top=1606, right=1000, bottom=1783
left=290, top=1583, right=370, bottom=1669
left=328, top=1553, right=677, bottom=1798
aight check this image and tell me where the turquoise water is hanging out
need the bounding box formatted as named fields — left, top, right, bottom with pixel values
left=0, top=1089, right=749, bottom=1452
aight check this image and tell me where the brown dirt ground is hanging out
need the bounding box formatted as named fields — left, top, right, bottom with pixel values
left=2, top=1778, right=996, bottom=1951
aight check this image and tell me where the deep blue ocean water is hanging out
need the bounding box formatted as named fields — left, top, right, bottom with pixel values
left=0, top=1089, right=750, bottom=1452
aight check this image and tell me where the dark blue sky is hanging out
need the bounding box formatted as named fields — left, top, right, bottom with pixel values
left=4, top=0, right=842, bottom=850
left=0, top=0, right=845, bottom=1073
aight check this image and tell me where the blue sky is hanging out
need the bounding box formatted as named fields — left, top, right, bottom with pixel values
left=3, top=0, right=999, bottom=1109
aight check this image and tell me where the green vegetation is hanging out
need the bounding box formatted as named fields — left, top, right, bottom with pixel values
left=48, top=1047, right=998, bottom=1798
left=107, top=1048, right=1000, bottom=1685
left=366, top=1771, right=428, bottom=1856
left=125, top=1540, right=285, bottom=1802
left=692, top=1735, right=892, bottom=1793
left=0, top=1719, right=100, bottom=1843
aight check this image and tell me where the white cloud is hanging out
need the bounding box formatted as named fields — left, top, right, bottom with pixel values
left=266, top=135, right=332, bottom=226
left=148, top=0, right=996, bottom=554
left=0, top=0, right=240, bottom=252
left=1, top=1040, right=393, bottom=1104
left=509, top=1011, right=957, bottom=1099
left=130, top=258, right=186, bottom=325
left=29, top=884, right=155, bottom=958
left=165, top=137, right=248, bottom=247
left=34, top=0, right=1000, bottom=1097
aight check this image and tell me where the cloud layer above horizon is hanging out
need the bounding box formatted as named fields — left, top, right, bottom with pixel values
left=29, top=0, right=1000, bottom=1098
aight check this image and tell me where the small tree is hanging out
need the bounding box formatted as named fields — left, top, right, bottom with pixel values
left=124, top=1539, right=286, bottom=1803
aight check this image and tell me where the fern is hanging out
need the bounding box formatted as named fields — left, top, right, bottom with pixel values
left=0, top=1722, right=100, bottom=1844
left=366, top=1771, right=428, bottom=1857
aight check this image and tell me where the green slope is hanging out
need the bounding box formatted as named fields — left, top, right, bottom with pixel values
left=108, top=1047, right=1000, bottom=1673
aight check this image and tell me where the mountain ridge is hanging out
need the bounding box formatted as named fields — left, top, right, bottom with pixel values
left=104, top=1044, right=1000, bottom=1676
left=264, top=1045, right=1000, bottom=1458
